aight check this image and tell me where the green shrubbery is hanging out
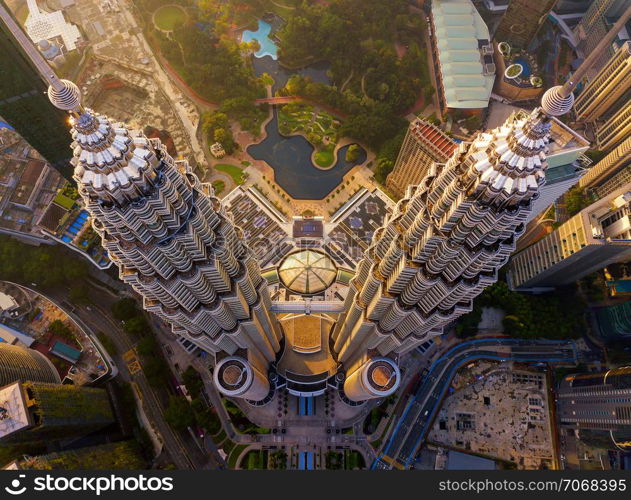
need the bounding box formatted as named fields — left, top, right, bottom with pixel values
left=456, top=281, right=587, bottom=339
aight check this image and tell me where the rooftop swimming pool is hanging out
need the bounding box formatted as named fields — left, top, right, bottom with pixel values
left=241, top=20, right=277, bottom=60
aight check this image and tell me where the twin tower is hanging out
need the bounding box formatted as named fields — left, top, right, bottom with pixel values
left=47, top=77, right=572, bottom=404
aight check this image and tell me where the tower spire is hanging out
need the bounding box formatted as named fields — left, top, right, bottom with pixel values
left=540, top=4, right=631, bottom=116
left=0, top=1, right=81, bottom=112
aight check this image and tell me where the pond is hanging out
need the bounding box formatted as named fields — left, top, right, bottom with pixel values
left=247, top=109, right=366, bottom=200
left=513, top=57, right=532, bottom=78
left=241, top=20, right=278, bottom=60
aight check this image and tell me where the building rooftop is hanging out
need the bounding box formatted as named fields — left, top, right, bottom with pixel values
left=277, top=314, right=337, bottom=383
left=0, top=292, right=17, bottom=312
left=223, top=186, right=292, bottom=268
left=446, top=450, right=497, bottom=470
left=410, top=119, right=458, bottom=160
left=432, top=0, right=495, bottom=109
left=49, top=340, right=81, bottom=364
left=328, top=188, right=393, bottom=265
left=0, top=323, right=35, bottom=347
left=0, top=382, right=31, bottom=440
left=25, top=0, right=81, bottom=51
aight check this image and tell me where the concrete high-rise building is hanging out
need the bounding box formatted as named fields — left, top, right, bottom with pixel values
left=0, top=343, right=60, bottom=387
left=333, top=84, right=577, bottom=401
left=0, top=2, right=73, bottom=179
left=579, top=136, right=631, bottom=195
left=574, top=0, right=630, bottom=72
left=494, top=0, right=557, bottom=48
left=594, top=165, right=631, bottom=200
left=558, top=366, right=631, bottom=432
left=573, top=41, right=631, bottom=122
left=509, top=186, right=631, bottom=291
left=596, top=99, right=631, bottom=152
left=0, top=381, right=113, bottom=443
left=386, top=119, right=456, bottom=199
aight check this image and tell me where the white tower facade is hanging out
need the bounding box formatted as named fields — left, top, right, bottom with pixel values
left=47, top=82, right=280, bottom=402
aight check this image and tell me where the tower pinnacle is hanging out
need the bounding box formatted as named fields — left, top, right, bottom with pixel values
left=47, top=80, right=82, bottom=113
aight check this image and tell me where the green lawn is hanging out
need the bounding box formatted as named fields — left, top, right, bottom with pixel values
left=214, top=164, right=245, bottom=185
left=227, top=444, right=248, bottom=469
left=314, top=144, right=335, bottom=168
left=278, top=103, right=340, bottom=146
left=54, top=193, right=77, bottom=210
left=154, top=5, right=188, bottom=31
left=212, top=180, right=225, bottom=195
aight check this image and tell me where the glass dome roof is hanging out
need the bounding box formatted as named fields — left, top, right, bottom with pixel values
left=278, top=250, right=337, bottom=295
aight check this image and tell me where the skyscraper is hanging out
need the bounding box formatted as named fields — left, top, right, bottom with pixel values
left=575, top=0, right=630, bottom=72
left=386, top=118, right=456, bottom=199
left=334, top=85, right=577, bottom=401
left=558, top=366, right=631, bottom=432
left=596, top=100, right=631, bottom=152
left=42, top=80, right=281, bottom=402
left=494, top=0, right=557, bottom=48
left=508, top=186, right=631, bottom=291
left=0, top=2, right=73, bottom=179
left=0, top=343, right=60, bottom=387
left=573, top=41, right=630, bottom=123
left=579, top=135, right=631, bottom=195
left=0, top=381, right=114, bottom=443
left=594, top=164, right=631, bottom=200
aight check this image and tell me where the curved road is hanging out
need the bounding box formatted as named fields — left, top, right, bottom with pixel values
left=19, top=280, right=211, bottom=470
left=373, top=338, right=579, bottom=470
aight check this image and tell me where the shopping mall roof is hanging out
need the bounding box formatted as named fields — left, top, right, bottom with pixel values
left=432, top=0, right=495, bottom=109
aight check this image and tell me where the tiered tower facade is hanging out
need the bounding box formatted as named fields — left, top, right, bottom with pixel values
left=48, top=82, right=280, bottom=402
left=335, top=92, right=571, bottom=401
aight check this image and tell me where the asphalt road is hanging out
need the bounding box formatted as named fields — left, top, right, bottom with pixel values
left=20, top=280, right=216, bottom=470
left=374, top=338, right=579, bottom=470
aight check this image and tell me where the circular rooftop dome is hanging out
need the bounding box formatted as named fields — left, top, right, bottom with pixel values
left=278, top=250, right=337, bottom=295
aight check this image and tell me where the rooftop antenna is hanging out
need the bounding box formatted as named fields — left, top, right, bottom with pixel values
left=0, top=1, right=82, bottom=113
left=541, top=4, right=631, bottom=116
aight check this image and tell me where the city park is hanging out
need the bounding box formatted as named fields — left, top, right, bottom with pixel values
left=136, top=0, right=433, bottom=207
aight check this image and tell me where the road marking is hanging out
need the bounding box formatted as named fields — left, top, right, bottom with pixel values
left=123, top=348, right=142, bottom=374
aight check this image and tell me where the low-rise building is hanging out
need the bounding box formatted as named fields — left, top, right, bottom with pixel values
left=430, top=0, right=495, bottom=115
